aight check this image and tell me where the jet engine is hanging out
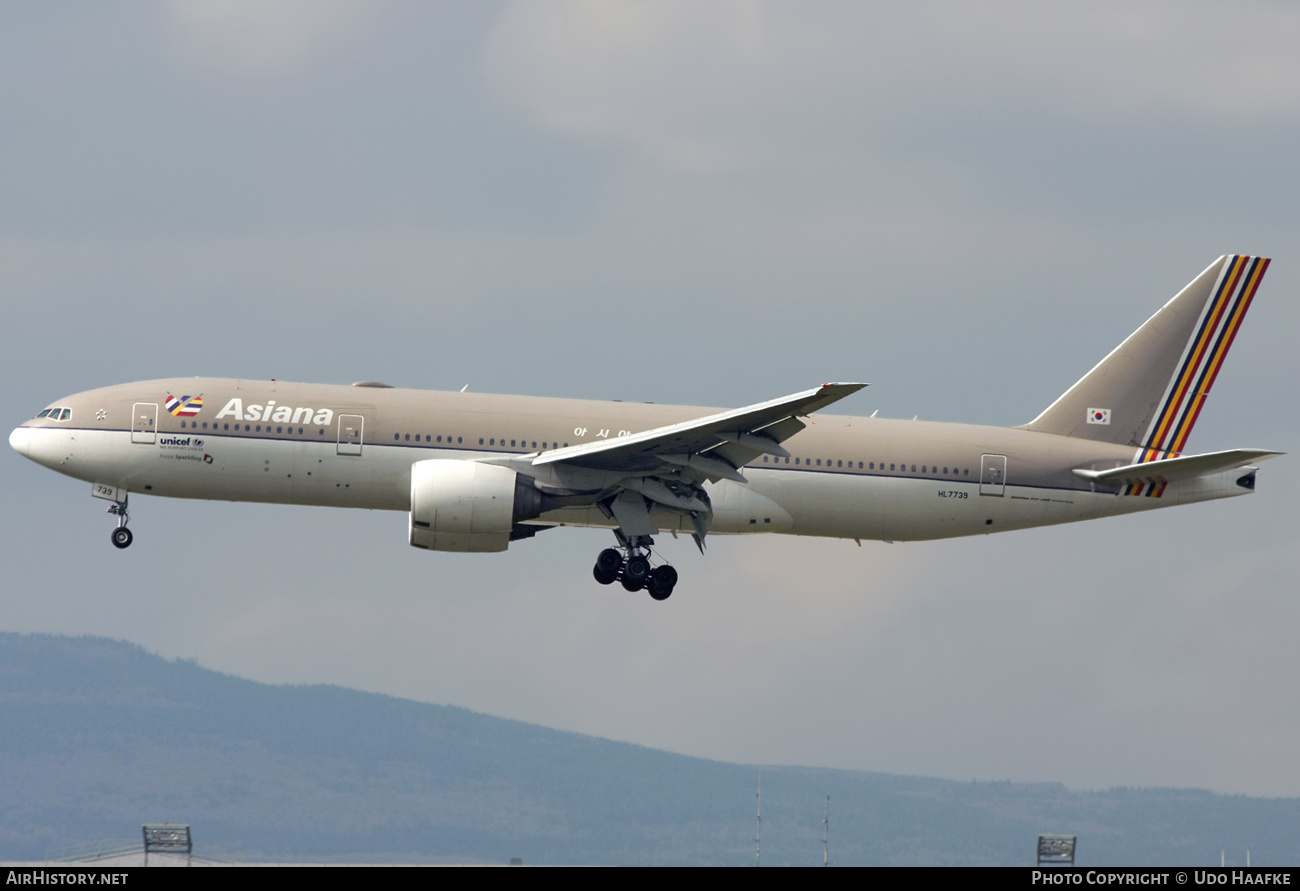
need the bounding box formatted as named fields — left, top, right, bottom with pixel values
left=409, top=459, right=544, bottom=553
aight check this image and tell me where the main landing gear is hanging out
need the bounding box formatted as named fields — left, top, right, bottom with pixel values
left=108, top=497, right=133, bottom=549
left=592, top=541, right=679, bottom=601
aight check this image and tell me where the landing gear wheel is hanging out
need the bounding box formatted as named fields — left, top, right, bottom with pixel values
left=593, top=548, right=622, bottom=585
left=622, top=554, right=651, bottom=590
left=648, top=565, right=677, bottom=601
left=106, top=497, right=131, bottom=549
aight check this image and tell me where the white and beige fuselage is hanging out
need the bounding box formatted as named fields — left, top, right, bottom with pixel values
left=8, top=376, right=1257, bottom=544
left=8, top=256, right=1279, bottom=585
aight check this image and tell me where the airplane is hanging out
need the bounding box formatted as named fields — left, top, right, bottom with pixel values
left=9, top=255, right=1280, bottom=601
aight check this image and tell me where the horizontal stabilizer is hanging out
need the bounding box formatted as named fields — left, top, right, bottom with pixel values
left=1072, top=448, right=1282, bottom=487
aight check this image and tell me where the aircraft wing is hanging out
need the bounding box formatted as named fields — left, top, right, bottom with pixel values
left=513, top=383, right=865, bottom=547
left=1072, top=448, right=1282, bottom=486
left=531, top=382, right=867, bottom=481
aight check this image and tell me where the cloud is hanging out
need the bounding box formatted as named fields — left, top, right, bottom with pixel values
left=485, top=0, right=1300, bottom=172
left=484, top=0, right=787, bottom=172
left=164, top=0, right=371, bottom=75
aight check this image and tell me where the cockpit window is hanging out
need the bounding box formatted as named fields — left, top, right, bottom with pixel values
left=36, top=409, right=51, bottom=418
left=36, top=408, right=71, bottom=420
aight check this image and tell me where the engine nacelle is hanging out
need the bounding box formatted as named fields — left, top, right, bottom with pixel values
left=409, top=460, right=543, bottom=553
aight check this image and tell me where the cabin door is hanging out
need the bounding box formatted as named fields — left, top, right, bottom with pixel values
left=980, top=454, right=1007, bottom=496
left=131, top=403, right=157, bottom=444
left=337, top=414, right=365, bottom=456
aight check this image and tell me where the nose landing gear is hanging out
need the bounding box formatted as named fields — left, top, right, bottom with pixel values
left=108, top=497, right=133, bottom=549
left=591, top=541, right=678, bottom=601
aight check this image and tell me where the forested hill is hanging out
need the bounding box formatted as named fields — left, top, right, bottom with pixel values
left=1, top=633, right=1293, bottom=865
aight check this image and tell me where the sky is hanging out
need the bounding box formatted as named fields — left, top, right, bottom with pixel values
left=3, top=1, right=1299, bottom=799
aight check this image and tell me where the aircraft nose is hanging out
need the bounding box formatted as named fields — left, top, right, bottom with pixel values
left=9, top=426, right=30, bottom=458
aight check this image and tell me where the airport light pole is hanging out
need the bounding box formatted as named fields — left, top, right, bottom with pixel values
left=142, top=824, right=192, bottom=867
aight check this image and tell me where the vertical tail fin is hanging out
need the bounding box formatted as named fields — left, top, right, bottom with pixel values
left=1021, top=255, right=1270, bottom=456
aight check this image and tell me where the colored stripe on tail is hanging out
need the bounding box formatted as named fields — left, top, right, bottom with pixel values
left=1135, top=255, right=1268, bottom=464
left=1021, top=255, right=1270, bottom=463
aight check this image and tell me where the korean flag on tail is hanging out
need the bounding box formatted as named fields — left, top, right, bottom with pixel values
left=1087, top=407, right=1111, bottom=425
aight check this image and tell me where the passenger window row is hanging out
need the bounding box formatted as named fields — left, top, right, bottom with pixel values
left=761, top=455, right=970, bottom=476
left=170, top=418, right=969, bottom=477
left=176, top=418, right=579, bottom=451
left=475, top=437, right=569, bottom=450
left=392, top=433, right=465, bottom=444
left=388, top=435, right=572, bottom=449
left=182, top=420, right=326, bottom=436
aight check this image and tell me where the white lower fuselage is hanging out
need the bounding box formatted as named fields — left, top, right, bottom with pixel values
left=13, top=419, right=1252, bottom=545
